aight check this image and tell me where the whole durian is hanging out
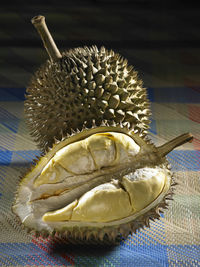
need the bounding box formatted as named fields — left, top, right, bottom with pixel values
left=12, top=16, right=193, bottom=244
left=25, top=16, right=150, bottom=151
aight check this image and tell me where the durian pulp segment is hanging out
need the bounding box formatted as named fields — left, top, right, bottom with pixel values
left=34, top=132, right=140, bottom=187
left=42, top=167, right=168, bottom=223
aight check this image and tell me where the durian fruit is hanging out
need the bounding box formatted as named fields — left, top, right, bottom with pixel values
left=12, top=16, right=193, bottom=244
left=12, top=125, right=193, bottom=243
left=25, top=15, right=150, bottom=151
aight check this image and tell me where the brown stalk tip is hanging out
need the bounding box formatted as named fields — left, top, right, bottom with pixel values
left=157, top=133, right=193, bottom=158
left=31, top=15, right=62, bottom=62
left=31, top=15, right=45, bottom=25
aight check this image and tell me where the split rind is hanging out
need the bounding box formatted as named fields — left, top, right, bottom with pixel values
left=12, top=125, right=174, bottom=244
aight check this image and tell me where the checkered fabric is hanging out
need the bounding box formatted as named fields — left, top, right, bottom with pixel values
left=0, top=81, right=199, bottom=266
left=0, top=3, right=200, bottom=265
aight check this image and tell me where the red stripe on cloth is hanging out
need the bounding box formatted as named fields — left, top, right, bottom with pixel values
left=32, top=237, right=61, bottom=265
left=192, top=137, right=200, bottom=151
left=188, top=105, right=200, bottom=123
left=32, top=235, right=75, bottom=266
left=27, top=243, right=50, bottom=266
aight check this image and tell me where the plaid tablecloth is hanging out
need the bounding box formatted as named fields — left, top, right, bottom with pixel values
left=0, top=72, right=200, bottom=267
left=0, top=3, right=200, bottom=266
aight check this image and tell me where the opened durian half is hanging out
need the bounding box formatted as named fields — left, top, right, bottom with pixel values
left=13, top=126, right=192, bottom=243
left=12, top=16, right=193, bottom=244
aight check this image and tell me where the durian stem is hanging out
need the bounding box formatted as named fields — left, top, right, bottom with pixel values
left=157, top=133, right=193, bottom=158
left=31, top=15, right=62, bottom=61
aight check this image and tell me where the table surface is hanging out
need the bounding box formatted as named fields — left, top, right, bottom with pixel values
left=0, top=2, right=200, bottom=266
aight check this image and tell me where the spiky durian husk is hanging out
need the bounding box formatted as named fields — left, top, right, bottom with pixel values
left=12, top=124, right=175, bottom=244
left=25, top=46, right=150, bottom=150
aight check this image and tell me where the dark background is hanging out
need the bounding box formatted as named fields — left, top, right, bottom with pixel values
left=0, top=0, right=200, bottom=90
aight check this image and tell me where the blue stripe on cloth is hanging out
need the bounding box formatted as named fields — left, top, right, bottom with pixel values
left=0, top=107, right=20, bottom=133
left=11, top=150, right=41, bottom=165
left=0, top=88, right=26, bottom=101
left=0, top=150, right=41, bottom=166
left=167, top=150, right=200, bottom=171
left=120, top=244, right=169, bottom=267
left=151, top=87, right=200, bottom=103
left=0, top=243, right=73, bottom=266
left=0, top=151, right=12, bottom=166
left=147, top=87, right=154, bottom=102
left=149, top=119, right=157, bottom=134
left=1, top=120, right=20, bottom=133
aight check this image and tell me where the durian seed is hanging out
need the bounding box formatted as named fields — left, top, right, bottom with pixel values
left=108, top=95, right=120, bottom=109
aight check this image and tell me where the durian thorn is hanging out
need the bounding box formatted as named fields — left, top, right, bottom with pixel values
left=31, top=15, right=62, bottom=61
left=157, top=133, right=193, bottom=158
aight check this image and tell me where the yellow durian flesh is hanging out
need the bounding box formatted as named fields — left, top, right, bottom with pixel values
left=122, top=169, right=166, bottom=211
left=42, top=168, right=167, bottom=223
left=34, top=132, right=140, bottom=187
left=43, top=184, right=133, bottom=223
